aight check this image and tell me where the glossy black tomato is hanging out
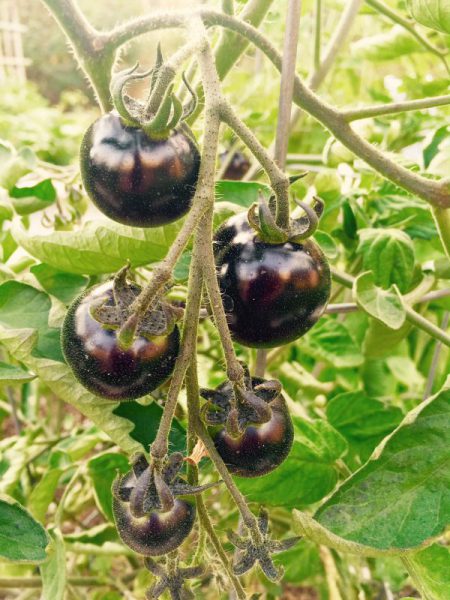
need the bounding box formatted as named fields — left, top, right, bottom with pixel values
left=113, top=470, right=195, bottom=556
left=214, top=213, right=331, bottom=348
left=220, top=150, right=251, bottom=180
left=203, top=377, right=293, bottom=478
left=80, top=112, right=201, bottom=227
left=61, top=280, right=180, bottom=400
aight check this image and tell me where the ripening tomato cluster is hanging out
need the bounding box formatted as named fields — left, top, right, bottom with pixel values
left=61, top=111, right=331, bottom=558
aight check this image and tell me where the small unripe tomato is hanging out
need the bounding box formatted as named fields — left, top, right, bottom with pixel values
left=61, top=281, right=180, bottom=400
left=205, top=377, right=294, bottom=478
left=80, top=112, right=201, bottom=227
left=214, top=213, right=331, bottom=348
left=113, top=471, right=196, bottom=556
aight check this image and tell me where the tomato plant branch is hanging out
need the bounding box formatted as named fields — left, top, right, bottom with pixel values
left=186, top=356, right=247, bottom=600
left=40, top=0, right=113, bottom=111
left=150, top=21, right=221, bottom=461
left=44, top=4, right=450, bottom=209
left=332, top=269, right=450, bottom=347
left=364, top=0, right=449, bottom=68
left=150, top=249, right=203, bottom=460
left=219, top=102, right=290, bottom=214
left=343, top=94, right=450, bottom=121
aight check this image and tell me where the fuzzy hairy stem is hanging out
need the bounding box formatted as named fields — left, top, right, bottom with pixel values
left=150, top=250, right=203, bottom=460
left=40, top=0, right=113, bottom=111
left=343, top=94, right=450, bottom=121
left=150, top=20, right=221, bottom=460
left=44, top=4, right=450, bottom=208
left=186, top=356, right=247, bottom=600
left=220, top=102, right=290, bottom=212
left=145, top=38, right=202, bottom=117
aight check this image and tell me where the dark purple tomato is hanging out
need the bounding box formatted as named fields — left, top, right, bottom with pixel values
left=61, top=281, right=180, bottom=400
left=80, top=112, right=200, bottom=227
left=113, top=471, right=195, bottom=556
left=207, top=377, right=293, bottom=478
left=220, top=151, right=251, bottom=180
left=214, top=213, right=331, bottom=348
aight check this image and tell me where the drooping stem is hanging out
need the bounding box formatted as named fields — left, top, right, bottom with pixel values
left=186, top=355, right=247, bottom=600
left=150, top=248, right=203, bottom=460
left=150, top=21, right=221, bottom=460
left=200, top=209, right=245, bottom=386
left=220, top=102, right=290, bottom=214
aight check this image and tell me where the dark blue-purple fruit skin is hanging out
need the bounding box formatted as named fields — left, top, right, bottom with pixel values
left=61, top=281, right=180, bottom=401
left=80, top=112, right=200, bottom=227
left=113, top=495, right=196, bottom=556
left=214, top=213, right=331, bottom=348
left=209, top=377, right=294, bottom=478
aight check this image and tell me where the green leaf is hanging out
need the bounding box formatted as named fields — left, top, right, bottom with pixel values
left=314, top=230, right=338, bottom=260
left=235, top=418, right=347, bottom=508
left=315, top=388, right=450, bottom=551
left=407, top=0, right=450, bottom=33
left=12, top=217, right=183, bottom=275
left=327, top=392, right=403, bottom=460
left=0, top=281, right=63, bottom=361
left=113, top=401, right=186, bottom=453
left=10, top=174, right=56, bottom=215
left=64, top=523, right=118, bottom=545
left=88, top=452, right=130, bottom=521
left=0, top=361, right=35, bottom=385
left=351, top=25, right=423, bottom=61
left=215, top=180, right=271, bottom=208
left=354, top=272, right=406, bottom=330
left=405, top=544, right=450, bottom=600
left=275, top=539, right=322, bottom=583
left=386, top=356, right=425, bottom=390
left=0, top=496, right=49, bottom=562
left=40, top=529, right=65, bottom=600
left=301, top=319, right=363, bottom=368
left=357, top=228, right=415, bottom=293
left=363, top=319, right=412, bottom=359
left=28, top=469, right=65, bottom=522
left=31, top=263, right=89, bottom=304
left=423, top=126, right=449, bottom=169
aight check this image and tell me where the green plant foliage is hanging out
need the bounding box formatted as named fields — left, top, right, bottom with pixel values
left=315, top=389, right=450, bottom=550
left=1, top=1, right=449, bottom=598
left=407, top=0, right=450, bottom=33
left=0, top=497, right=49, bottom=562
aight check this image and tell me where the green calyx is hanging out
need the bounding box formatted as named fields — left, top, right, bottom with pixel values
left=92, top=264, right=183, bottom=350
left=110, top=45, right=199, bottom=140
left=248, top=194, right=324, bottom=244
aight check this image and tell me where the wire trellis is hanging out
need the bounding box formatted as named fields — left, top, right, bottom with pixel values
left=0, top=0, right=29, bottom=83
